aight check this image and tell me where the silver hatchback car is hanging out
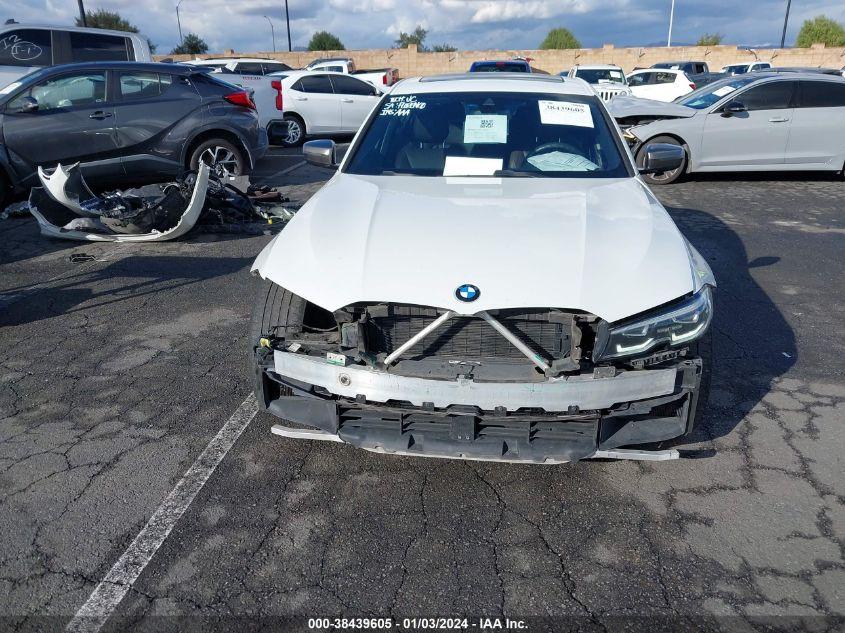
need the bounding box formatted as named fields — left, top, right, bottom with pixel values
left=609, top=72, right=845, bottom=184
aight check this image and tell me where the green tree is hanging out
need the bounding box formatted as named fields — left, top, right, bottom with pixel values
left=394, top=26, right=427, bottom=50
left=308, top=31, right=345, bottom=51
left=170, top=33, right=208, bottom=56
left=795, top=15, right=845, bottom=47
left=539, top=27, right=581, bottom=50
left=75, top=8, right=156, bottom=53
left=431, top=43, right=457, bottom=52
left=696, top=33, right=723, bottom=46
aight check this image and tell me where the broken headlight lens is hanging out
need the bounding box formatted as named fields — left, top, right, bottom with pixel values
left=595, top=286, right=713, bottom=361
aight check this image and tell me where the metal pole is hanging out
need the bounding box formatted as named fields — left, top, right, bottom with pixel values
left=77, top=0, right=87, bottom=26
left=780, top=0, right=792, bottom=48
left=667, top=0, right=675, bottom=47
left=284, top=0, right=292, bottom=52
left=176, top=0, right=184, bottom=43
left=264, top=16, right=276, bottom=52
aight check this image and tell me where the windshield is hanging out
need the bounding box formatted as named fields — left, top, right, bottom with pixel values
left=723, top=64, right=747, bottom=74
left=675, top=75, right=758, bottom=109
left=576, top=69, right=625, bottom=85
left=344, top=91, right=630, bottom=178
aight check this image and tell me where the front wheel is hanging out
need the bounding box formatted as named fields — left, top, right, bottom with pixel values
left=637, top=135, right=687, bottom=185
left=189, top=139, right=247, bottom=177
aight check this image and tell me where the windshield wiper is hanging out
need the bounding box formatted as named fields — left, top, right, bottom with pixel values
left=493, top=169, right=541, bottom=178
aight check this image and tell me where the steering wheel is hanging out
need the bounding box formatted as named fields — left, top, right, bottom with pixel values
left=526, top=141, right=584, bottom=160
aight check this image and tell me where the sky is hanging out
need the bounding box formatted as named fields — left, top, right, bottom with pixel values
left=3, top=0, right=845, bottom=55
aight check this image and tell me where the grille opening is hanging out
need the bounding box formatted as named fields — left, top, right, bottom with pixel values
left=363, top=306, right=574, bottom=362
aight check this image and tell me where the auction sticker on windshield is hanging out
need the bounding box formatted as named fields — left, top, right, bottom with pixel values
left=464, top=114, right=507, bottom=144
left=538, top=101, right=593, bottom=128
left=713, top=85, right=737, bottom=97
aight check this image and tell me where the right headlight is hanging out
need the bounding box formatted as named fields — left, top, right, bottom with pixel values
left=594, top=286, right=713, bottom=361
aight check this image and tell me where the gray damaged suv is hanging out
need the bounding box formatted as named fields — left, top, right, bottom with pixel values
left=0, top=61, right=268, bottom=200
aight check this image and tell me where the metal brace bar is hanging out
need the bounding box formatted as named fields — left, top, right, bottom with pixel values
left=590, top=448, right=679, bottom=461
left=478, top=311, right=551, bottom=372
left=383, top=310, right=455, bottom=366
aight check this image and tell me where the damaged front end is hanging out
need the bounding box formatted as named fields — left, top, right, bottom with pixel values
left=253, top=290, right=713, bottom=464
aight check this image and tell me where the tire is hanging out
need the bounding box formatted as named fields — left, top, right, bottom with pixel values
left=249, top=279, right=306, bottom=356
left=280, top=114, right=305, bottom=147
left=637, top=135, right=687, bottom=185
left=189, top=138, right=247, bottom=178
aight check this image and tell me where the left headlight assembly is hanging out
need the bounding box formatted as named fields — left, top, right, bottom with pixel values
left=595, top=286, right=713, bottom=361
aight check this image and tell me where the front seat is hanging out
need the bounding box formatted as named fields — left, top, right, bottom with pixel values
left=394, top=113, right=450, bottom=172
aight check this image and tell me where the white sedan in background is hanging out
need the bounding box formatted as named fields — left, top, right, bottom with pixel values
left=268, top=70, right=384, bottom=147
left=626, top=68, right=696, bottom=102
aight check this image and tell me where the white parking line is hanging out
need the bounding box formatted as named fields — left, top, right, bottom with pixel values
left=262, top=160, right=306, bottom=183
left=66, top=394, right=259, bottom=633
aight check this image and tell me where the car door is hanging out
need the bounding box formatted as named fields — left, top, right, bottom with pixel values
left=113, top=70, right=202, bottom=176
left=699, top=79, right=797, bottom=168
left=329, top=74, right=381, bottom=132
left=784, top=80, right=845, bottom=167
left=3, top=69, right=119, bottom=182
left=288, top=74, right=339, bottom=133
left=627, top=71, right=655, bottom=99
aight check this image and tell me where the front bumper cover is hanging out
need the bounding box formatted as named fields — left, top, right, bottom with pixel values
left=256, top=350, right=704, bottom=464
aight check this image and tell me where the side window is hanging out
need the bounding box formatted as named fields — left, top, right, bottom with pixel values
left=325, top=65, right=344, bottom=73
left=737, top=81, right=796, bottom=111
left=262, top=63, right=290, bottom=74
left=234, top=62, right=263, bottom=75
left=69, top=32, right=129, bottom=62
left=799, top=81, right=845, bottom=108
left=628, top=72, right=652, bottom=86
left=8, top=71, right=107, bottom=111
left=292, top=75, right=334, bottom=94
left=119, top=72, right=172, bottom=100
left=330, top=74, right=375, bottom=96
left=655, top=72, right=675, bottom=84
left=0, top=29, right=52, bottom=67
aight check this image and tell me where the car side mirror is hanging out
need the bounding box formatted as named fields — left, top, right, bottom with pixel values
left=10, top=96, right=38, bottom=114
left=721, top=100, right=746, bottom=117
left=638, top=142, right=684, bottom=174
left=303, top=139, right=338, bottom=168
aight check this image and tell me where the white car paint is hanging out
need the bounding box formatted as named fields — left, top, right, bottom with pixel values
left=253, top=75, right=705, bottom=324
left=626, top=68, right=695, bottom=102
left=720, top=61, right=772, bottom=74
left=304, top=58, right=399, bottom=88
left=0, top=24, right=151, bottom=89
left=268, top=70, right=384, bottom=137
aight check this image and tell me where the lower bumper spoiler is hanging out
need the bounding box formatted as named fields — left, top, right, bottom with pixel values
left=257, top=351, right=704, bottom=464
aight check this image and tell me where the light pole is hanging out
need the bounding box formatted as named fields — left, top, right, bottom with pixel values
left=284, top=0, right=292, bottom=52
left=264, top=15, right=276, bottom=53
left=780, top=0, right=792, bottom=48
left=176, top=0, right=185, bottom=44
left=667, top=0, right=676, bottom=47
left=77, top=0, right=87, bottom=26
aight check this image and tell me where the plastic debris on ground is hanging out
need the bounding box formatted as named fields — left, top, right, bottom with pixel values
left=19, top=162, right=295, bottom=241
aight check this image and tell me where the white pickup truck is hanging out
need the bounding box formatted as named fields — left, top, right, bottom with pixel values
left=304, top=57, right=399, bottom=88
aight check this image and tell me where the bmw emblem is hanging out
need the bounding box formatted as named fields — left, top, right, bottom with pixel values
left=455, top=284, right=480, bottom=302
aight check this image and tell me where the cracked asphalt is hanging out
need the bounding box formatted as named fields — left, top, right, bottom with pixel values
left=0, top=151, right=843, bottom=631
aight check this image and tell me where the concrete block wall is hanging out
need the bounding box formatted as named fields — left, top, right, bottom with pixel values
left=161, top=43, right=845, bottom=77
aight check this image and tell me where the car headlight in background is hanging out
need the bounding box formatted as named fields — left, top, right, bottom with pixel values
left=595, top=286, right=713, bottom=361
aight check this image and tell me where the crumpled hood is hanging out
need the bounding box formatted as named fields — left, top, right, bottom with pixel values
left=252, top=173, right=697, bottom=322
left=607, top=95, right=697, bottom=120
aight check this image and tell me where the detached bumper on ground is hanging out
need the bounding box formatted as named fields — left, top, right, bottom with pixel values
left=255, top=349, right=705, bottom=464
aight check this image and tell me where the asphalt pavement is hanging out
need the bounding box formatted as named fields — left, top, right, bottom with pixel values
left=0, top=150, right=843, bottom=631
